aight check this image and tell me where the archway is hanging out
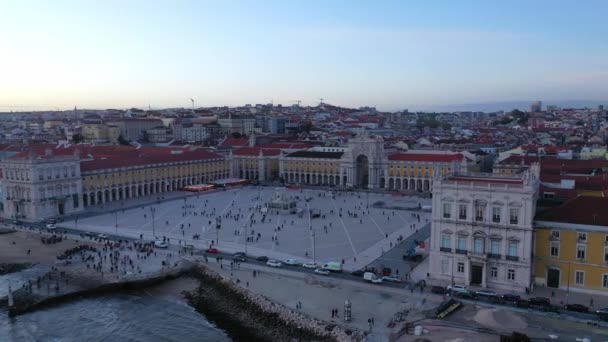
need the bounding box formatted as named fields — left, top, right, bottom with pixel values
left=356, top=155, right=369, bottom=188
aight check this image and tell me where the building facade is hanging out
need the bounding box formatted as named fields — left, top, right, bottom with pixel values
left=428, top=164, right=540, bottom=292
left=1, top=145, right=230, bottom=221
left=534, top=196, right=608, bottom=295
left=1, top=150, right=83, bottom=221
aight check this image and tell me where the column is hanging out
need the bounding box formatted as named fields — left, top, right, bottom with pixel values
left=481, top=264, right=487, bottom=288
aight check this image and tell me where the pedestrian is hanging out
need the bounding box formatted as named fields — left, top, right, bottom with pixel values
left=590, top=298, right=594, bottom=307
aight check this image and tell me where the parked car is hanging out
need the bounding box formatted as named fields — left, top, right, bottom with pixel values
left=528, top=297, right=551, bottom=306
left=46, top=223, right=57, bottom=230
left=314, top=268, right=330, bottom=276
left=475, top=290, right=498, bottom=301
left=382, top=275, right=402, bottom=283
left=256, top=256, right=269, bottom=262
left=154, top=240, right=168, bottom=248
left=302, top=262, right=318, bottom=269
left=206, top=248, right=219, bottom=254
left=564, top=304, right=589, bottom=313
left=447, top=285, right=468, bottom=295
left=98, top=234, right=109, bottom=240
left=351, top=270, right=365, bottom=277
left=266, top=260, right=282, bottom=268
left=502, top=294, right=521, bottom=304
left=84, top=232, right=96, bottom=238
left=431, top=286, right=446, bottom=295
left=284, top=258, right=299, bottom=266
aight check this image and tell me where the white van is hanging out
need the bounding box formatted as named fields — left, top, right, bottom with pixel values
left=363, top=272, right=383, bottom=284
left=322, top=261, right=342, bottom=272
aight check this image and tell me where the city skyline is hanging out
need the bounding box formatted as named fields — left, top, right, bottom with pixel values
left=1, top=0, right=608, bottom=111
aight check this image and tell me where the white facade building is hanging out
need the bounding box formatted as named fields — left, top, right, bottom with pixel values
left=1, top=150, right=84, bottom=221
left=428, top=164, right=540, bottom=292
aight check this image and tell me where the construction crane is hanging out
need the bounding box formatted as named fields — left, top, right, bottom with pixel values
left=290, top=100, right=302, bottom=106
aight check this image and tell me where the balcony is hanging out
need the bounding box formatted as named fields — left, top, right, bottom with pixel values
left=550, top=235, right=560, bottom=241
left=459, top=215, right=467, bottom=220
left=455, top=249, right=468, bottom=255
left=487, top=253, right=501, bottom=259
left=440, top=247, right=452, bottom=253
left=506, top=255, right=519, bottom=261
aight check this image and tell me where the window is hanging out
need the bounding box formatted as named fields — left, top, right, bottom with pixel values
left=490, top=267, right=498, bottom=278
left=509, top=208, right=519, bottom=224
left=441, top=234, right=451, bottom=249
left=578, top=232, right=587, bottom=242
left=577, top=245, right=586, bottom=260
left=551, top=230, right=560, bottom=239
left=442, top=203, right=451, bottom=219
left=575, top=271, right=585, bottom=286
left=457, top=236, right=467, bottom=251
left=508, top=241, right=518, bottom=257
left=550, top=243, right=559, bottom=257
left=441, top=260, right=449, bottom=275
left=507, top=269, right=515, bottom=280
left=459, top=204, right=467, bottom=220
left=473, top=238, right=485, bottom=254
left=457, top=262, right=464, bottom=273
left=475, top=203, right=484, bottom=221
left=490, top=239, right=500, bottom=255
left=604, top=247, right=608, bottom=263
left=492, top=207, right=501, bottom=223
left=603, top=274, right=608, bottom=288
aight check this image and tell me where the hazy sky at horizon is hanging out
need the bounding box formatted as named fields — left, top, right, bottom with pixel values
left=1, top=0, right=607, bottom=111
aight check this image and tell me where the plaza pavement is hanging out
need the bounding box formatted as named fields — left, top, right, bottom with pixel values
left=61, top=187, right=431, bottom=272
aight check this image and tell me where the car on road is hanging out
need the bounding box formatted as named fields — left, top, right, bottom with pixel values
left=528, top=297, right=551, bottom=306
left=46, top=223, right=57, bottom=230
left=98, top=234, right=109, bottom=240
left=447, top=285, right=468, bottom=295
left=314, top=268, right=330, bottom=276
left=232, top=252, right=247, bottom=262
left=284, top=258, right=299, bottom=266
left=596, top=307, right=608, bottom=315
left=382, top=275, right=402, bottom=283
left=206, top=248, right=219, bottom=254
left=301, top=262, right=318, bottom=269
left=84, top=232, right=96, bottom=238
left=154, top=240, right=168, bottom=248
left=370, top=277, right=383, bottom=284
left=256, top=256, right=269, bottom=262
left=266, top=260, right=282, bottom=268
left=431, top=286, right=446, bottom=295
left=501, top=294, right=521, bottom=304
left=564, top=304, right=589, bottom=313
left=351, top=270, right=365, bottom=277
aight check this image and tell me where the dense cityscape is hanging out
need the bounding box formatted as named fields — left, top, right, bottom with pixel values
left=2, top=1, right=608, bottom=342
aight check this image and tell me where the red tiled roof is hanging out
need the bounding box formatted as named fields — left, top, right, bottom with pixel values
left=218, top=137, right=249, bottom=148
left=7, top=144, right=223, bottom=172
left=388, top=153, right=464, bottom=162
left=232, top=147, right=281, bottom=156
left=536, top=196, right=608, bottom=226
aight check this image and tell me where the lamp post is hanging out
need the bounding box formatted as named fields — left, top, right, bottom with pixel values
left=150, top=207, right=156, bottom=238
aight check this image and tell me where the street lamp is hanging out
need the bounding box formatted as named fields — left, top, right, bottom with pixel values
left=150, top=207, right=156, bottom=238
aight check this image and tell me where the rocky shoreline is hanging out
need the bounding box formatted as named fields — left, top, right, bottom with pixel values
left=184, top=265, right=365, bottom=342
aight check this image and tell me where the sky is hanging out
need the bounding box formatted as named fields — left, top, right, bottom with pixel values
left=1, top=0, right=607, bottom=112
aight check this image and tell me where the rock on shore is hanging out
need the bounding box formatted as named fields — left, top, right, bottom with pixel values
left=184, top=265, right=365, bottom=342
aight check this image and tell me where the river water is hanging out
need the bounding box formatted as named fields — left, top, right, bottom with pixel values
left=0, top=292, right=231, bottom=342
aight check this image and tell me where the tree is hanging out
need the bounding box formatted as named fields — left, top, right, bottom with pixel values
left=117, top=135, right=130, bottom=145
left=72, top=133, right=84, bottom=144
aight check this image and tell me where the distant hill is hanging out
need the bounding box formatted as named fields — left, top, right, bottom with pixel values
left=419, top=100, right=608, bottom=113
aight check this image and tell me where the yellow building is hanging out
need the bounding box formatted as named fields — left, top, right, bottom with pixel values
left=81, top=124, right=121, bottom=144
left=534, top=196, right=608, bottom=295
